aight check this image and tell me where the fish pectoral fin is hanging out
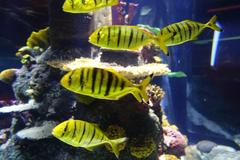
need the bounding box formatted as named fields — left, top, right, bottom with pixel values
left=85, top=146, right=95, bottom=152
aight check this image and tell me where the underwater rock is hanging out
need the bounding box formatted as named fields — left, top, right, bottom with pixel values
left=0, top=100, right=38, bottom=113
left=182, top=145, right=203, bottom=160
left=163, top=126, right=188, bottom=157
left=182, top=144, right=240, bottom=160
left=12, top=66, right=32, bottom=102
left=196, top=140, right=217, bottom=153
left=16, top=121, right=57, bottom=140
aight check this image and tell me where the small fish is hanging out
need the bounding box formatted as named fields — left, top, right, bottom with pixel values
left=26, top=27, right=49, bottom=50
left=0, top=68, right=18, bottom=84
left=60, top=67, right=152, bottom=103
left=89, top=25, right=169, bottom=55
left=52, top=119, right=128, bottom=158
left=63, top=0, right=119, bottom=13
left=159, top=15, right=223, bottom=46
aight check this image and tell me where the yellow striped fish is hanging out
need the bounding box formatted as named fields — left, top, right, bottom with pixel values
left=52, top=119, right=127, bottom=158
left=89, top=25, right=169, bottom=55
left=159, top=15, right=223, bottom=46
left=63, top=0, right=119, bottom=13
left=60, top=67, right=152, bottom=103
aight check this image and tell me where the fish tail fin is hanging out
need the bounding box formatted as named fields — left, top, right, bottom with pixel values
left=153, top=34, right=169, bottom=56
left=135, top=74, right=154, bottom=103
left=206, top=15, right=223, bottom=32
left=109, top=137, right=128, bottom=158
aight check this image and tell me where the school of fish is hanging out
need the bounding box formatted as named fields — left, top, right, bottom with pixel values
left=52, top=119, right=128, bottom=158
left=51, top=0, right=224, bottom=158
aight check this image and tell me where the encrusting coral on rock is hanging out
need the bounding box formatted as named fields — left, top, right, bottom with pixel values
left=130, top=136, right=157, bottom=159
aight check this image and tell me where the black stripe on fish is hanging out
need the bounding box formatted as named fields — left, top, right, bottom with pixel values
left=117, top=27, right=121, bottom=47
left=196, top=23, right=200, bottom=32
left=178, top=23, right=186, bottom=40
left=70, top=0, right=74, bottom=9
left=98, top=69, right=104, bottom=94
left=78, top=122, right=86, bottom=143
left=68, top=70, right=75, bottom=86
left=135, top=30, right=139, bottom=45
left=86, top=68, right=90, bottom=82
left=107, top=27, right=111, bottom=45
left=185, top=22, right=192, bottom=39
left=120, top=81, right=125, bottom=90
left=128, top=28, right=134, bottom=47
left=113, top=76, right=118, bottom=92
left=82, top=0, right=86, bottom=5
left=72, top=120, right=77, bottom=138
left=88, top=127, right=95, bottom=145
left=91, top=68, right=97, bottom=93
left=175, top=24, right=182, bottom=41
left=80, top=68, right=84, bottom=90
left=166, top=27, right=171, bottom=33
left=94, top=0, right=97, bottom=6
left=61, top=121, right=69, bottom=137
left=123, top=27, right=128, bottom=47
left=140, top=32, right=144, bottom=42
left=97, top=28, right=102, bottom=44
left=105, top=71, right=113, bottom=96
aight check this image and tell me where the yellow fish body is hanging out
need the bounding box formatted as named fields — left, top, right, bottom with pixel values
left=0, top=68, right=18, bottom=84
left=60, top=67, right=152, bottom=103
left=159, top=15, right=223, bottom=46
left=89, top=25, right=169, bottom=55
left=52, top=119, right=127, bottom=158
left=63, top=0, right=119, bottom=13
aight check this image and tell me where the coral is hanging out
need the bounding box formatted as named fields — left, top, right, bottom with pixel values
left=16, top=121, right=57, bottom=140
left=26, top=27, right=49, bottom=50
left=130, top=136, right=157, bottom=159
left=147, top=84, right=165, bottom=103
left=163, top=126, right=188, bottom=157
left=0, top=68, right=18, bottom=84
left=159, top=154, right=179, bottom=160
left=47, top=57, right=171, bottom=79
left=105, top=125, right=127, bottom=152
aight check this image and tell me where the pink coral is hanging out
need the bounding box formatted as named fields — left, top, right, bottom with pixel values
left=163, top=126, right=187, bottom=156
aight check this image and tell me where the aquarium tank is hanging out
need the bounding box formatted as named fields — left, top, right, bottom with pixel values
left=0, top=0, right=239, bottom=160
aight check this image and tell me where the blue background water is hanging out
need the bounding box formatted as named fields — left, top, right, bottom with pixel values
left=0, top=0, right=239, bottom=148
